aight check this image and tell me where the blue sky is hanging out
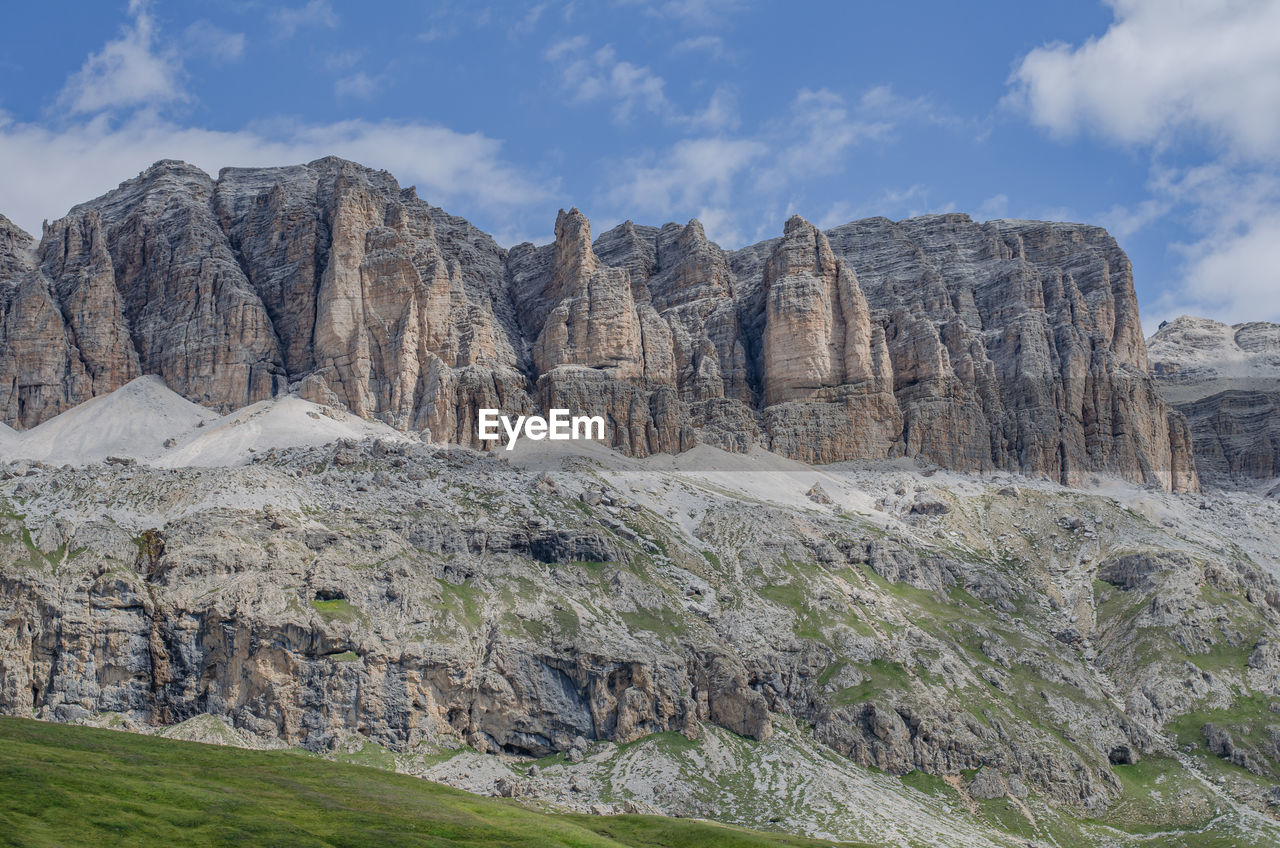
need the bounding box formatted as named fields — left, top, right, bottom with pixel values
left=1, top=1, right=1277, bottom=329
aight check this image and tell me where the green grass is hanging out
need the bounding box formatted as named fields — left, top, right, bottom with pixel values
left=1095, top=756, right=1218, bottom=833
left=830, top=658, right=913, bottom=704
left=435, top=581, right=484, bottom=629
left=311, top=598, right=359, bottom=623
left=897, top=769, right=949, bottom=797
left=0, top=717, right=872, bottom=848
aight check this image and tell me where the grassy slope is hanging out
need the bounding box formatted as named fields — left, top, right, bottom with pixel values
left=0, top=717, right=867, bottom=848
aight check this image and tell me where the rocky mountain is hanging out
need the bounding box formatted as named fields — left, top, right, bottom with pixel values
left=5, top=158, right=1280, bottom=847
left=1149, top=316, right=1280, bottom=483
left=1, top=407, right=1278, bottom=845
left=0, top=157, right=1197, bottom=492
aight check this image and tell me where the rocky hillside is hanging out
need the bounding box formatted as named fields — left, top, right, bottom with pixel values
left=0, top=157, right=1196, bottom=492
left=1149, top=316, right=1280, bottom=483
left=1, top=413, right=1277, bottom=845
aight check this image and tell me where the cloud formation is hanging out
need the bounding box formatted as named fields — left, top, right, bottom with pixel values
left=183, top=21, right=246, bottom=64
left=546, top=39, right=669, bottom=122
left=1011, top=0, right=1280, bottom=159
left=56, top=0, right=186, bottom=115
left=270, top=0, right=339, bottom=39
left=605, top=87, right=908, bottom=246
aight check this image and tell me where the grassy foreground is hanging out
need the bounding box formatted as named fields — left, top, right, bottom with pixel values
left=0, top=717, right=865, bottom=848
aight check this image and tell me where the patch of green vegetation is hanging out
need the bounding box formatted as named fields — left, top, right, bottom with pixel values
left=1099, top=756, right=1217, bottom=833
left=1190, top=639, right=1256, bottom=674
left=310, top=597, right=359, bottom=623
left=898, top=769, right=949, bottom=797
left=756, top=560, right=881, bottom=644
left=619, top=604, right=686, bottom=639
left=0, top=716, right=871, bottom=848
left=435, top=580, right=483, bottom=629
left=333, top=740, right=397, bottom=771
left=759, top=581, right=826, bottom=642
left=0, top=513, right=77, bottom=571
left=573, top=815, right=868, bottom=848
left=976, top=796, right=1036, bottom=841
left=325, top=651, right=360, bottom=662
left=552, top=605, right=580, bottom=636
left=506, top=613, right=549, bottom=641
left=815, top=660, right=845, bottom=689
left=1166, top=694, right=1278, bottom=786
left=831, top=658, right=912, bottom=704
left=0, top=497, right=26, bottom=521
left=613, top=731, right=700, bottom=759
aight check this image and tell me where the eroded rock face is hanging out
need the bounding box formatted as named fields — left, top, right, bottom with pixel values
left=215, top=158, right=531, bottom=440
left=0, top=158, right=1196, bottom=490
left=1148, top=316, right=1280, bottom=483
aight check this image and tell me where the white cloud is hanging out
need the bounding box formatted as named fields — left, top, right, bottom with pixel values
left=1097, top=196, right=1168, bottom=240
left=548, top=40, right=668, bottom=122
left=0, top=112, right=552, bottom=239
left=686, top=85, right=737, bottom=131
left=545, top=37, right=741, bottom=129
left=976, top=193, right=1010, bottom=221
left=324, top=50, right=362, bottom=72
left=609, top=137, right=766, bottom=221
left=417, top=1, right=509, bottom=43
left=56, top=0, right=185, bottom=115
left=815, top=185, right=956, bottom=230
left=622, top=0, right=750, bottom=27
left=270, top=0, right=339, bottom=39
left=672, top=35, right=726, bottom=60
left=335, top=72, right=382, bottom=99
left=597, top=84, right=952, bottom=247
left=756, top=89, right=890, bottom=192
left=544, top=35, right=588, bottom=62
left=183, top=21, right=246, bottom=64
left=1143, top=164, right=1280, bottom=325
left=1010, top=0, right=1280, bottom=159
left=512, top=3, right=548, bottom=35
left=0, top=5, right=549, bottom=243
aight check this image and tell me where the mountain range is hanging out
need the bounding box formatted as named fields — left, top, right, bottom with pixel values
left=1, top=157, right=1200, bottom=491
left=1, top=158, right=1279, bottom=848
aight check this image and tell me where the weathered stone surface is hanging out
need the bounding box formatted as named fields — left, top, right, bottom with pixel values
left=216, top=158, right=531, bottom=436
left=0, top=158, right=1198, bottom=491
left=809, top=215, right=1193, bottom=490
left=49, top=161, right=286, bottom=410
left=1149, top=316, right=1280, bottom=483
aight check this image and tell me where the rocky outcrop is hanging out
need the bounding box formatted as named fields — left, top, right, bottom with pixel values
left=0, top=158, right=1196, bottom=491
left=214, top=158, right=532, bottom=443
left=1149, top=316, right=1280, bottom=483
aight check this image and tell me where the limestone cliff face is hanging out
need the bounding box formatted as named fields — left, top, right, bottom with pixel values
left=756, top=217, right=901, bottom=464
left=531, top=209, right=644, bottom=379
left=0, top=158, right=1196, bottom=490
left=1148, top=316, right=1280, bottom=483
left=214, top=158, right=532, bottom=445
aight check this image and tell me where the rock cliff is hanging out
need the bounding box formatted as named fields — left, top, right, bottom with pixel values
left=1149, top=316, right=1280, bottom=483
left=0, top=158, right=1196, bottom=491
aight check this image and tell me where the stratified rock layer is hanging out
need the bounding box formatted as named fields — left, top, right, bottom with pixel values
left=1149, top=316, right=1280, bottom=483
left=0, top=159, right=1196, bottom=491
